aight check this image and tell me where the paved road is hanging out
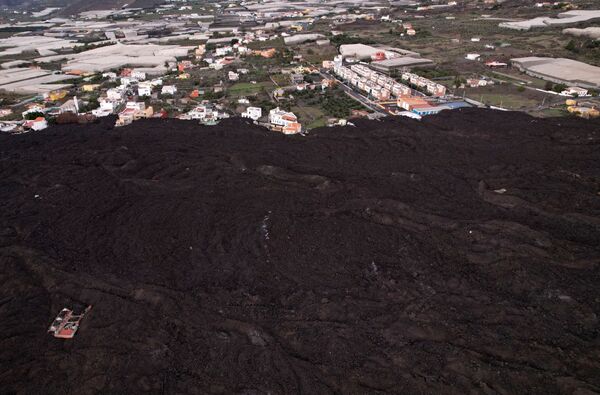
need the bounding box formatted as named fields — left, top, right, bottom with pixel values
left=10, top=95, right=41, bottom=108
left=321, top=71, right=388, bottom=115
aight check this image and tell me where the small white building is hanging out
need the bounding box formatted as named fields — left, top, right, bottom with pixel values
left=102, top=72, right=117, bottom=81
left=150, top=78, right=163, bottom=87
left=242, top=106, right=262, bottom=121
left=107, top=88, right=125, bottom=101
left=131, top=70, right=147, bottom=81
left=269, top=107, right=301, bottom=134
left=24, top=117, right=48, bottom=131
left=138, top=83, right=152, bottom=97
left=188, top=105, right=217, bottom=122
left=561, top=86, right=589, bottom=97
left=92, top=98, right=117, bottom=117
left=125, top=101, right=146, bottom=111
left=465, top=53, right=481, bottom=61
left=269, top=107, right=296, bottom=127
left=215, top=46, right=233, bottom=56
left=228, top=71, right=240, bottom=81
left=120, top=76, right=136, bottom=87
left=161, top=85, right=177, bottom=95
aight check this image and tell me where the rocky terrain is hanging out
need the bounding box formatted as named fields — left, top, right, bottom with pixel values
left=1, top=109, right=599, bottom=394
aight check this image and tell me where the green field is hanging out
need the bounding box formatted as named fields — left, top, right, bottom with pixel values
left=531, top=107, right=570, bottom=118
left=227, top=81, right=274, bottom=97
left=291, top=105, right=327, bottom=130
left=247, top=37, right=285, bottom=50
left=270, top=73, right=291, bottom=87
left=470, top=93, right=539, bottom=109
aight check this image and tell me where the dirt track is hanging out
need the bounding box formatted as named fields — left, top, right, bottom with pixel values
left=1, top=109, right=599, bottom=394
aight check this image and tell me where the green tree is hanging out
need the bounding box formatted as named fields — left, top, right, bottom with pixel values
left=565, top=39, right=578, bottom=53
left=552, top=83, right=567, bottom=93
left=24, top=111, right=45, bottom=120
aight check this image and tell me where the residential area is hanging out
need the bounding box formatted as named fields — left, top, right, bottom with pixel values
left=0, top=0, right=599, bottom=134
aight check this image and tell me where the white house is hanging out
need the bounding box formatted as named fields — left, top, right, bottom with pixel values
left=131, top=70, right=147, bottom=81
left=269, top=107, right=301, bottom=134
left=99, top=99, right=116, bottom=111
left=120, top=76, right=136, bottom=87
left=269, top=107, right=296, bottom=126
left=102, top=72, right=117, bottom=81
left=107, top=88, right=124, bottom=101
left=242, top=106, right=262, bottom=121
left=92, top=108, right=111, bottom=117
left=161, top=85, right=177, bottom=95
left=138, top=83, right=152, bottom=97
left=215, top=46, right=233, bottom=56
left=92, top=98, right=117, bottom=117
left=188, top=105, right=217, bottom=122
left=126, top=101, right=146, bottom=111
left=561, top=86, right=589, bottom=97
left=228, top=71, right=240, bottom=81
left=23, top=117, right=48, bottom=131
left=150, top=78, right=163, bottom=87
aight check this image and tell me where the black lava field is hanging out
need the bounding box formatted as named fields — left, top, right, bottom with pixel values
left=1, top=109, right=599, bottom=394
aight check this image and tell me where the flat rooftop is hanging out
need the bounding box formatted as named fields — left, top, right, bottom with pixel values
left=34, top=43, right=193, bottom=74
left=0, top=67, right=78, bottom=94
left=500, top=10, right=600, bottom=30
left=371, top=57, right=434, bottom=69
left=511, top=57, right=600, bottom=88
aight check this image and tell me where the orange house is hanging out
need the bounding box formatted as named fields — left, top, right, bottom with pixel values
left=254, top=48, right=276, bottom=58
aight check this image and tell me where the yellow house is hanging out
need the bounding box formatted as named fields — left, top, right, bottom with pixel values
left=568, top=106, right=600, bottom=119
left=565, top=99, right=577, bottom=106
left=48, top=90, right=68, bottom=101
left=82, top=84, right=100, bottom=92
left=142, top=106, right=154, bottom=119
left=177, top=73, right=190, bottom=80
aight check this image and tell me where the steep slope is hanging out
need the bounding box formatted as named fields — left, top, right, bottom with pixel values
left=0, top=109, right=599, bottom=394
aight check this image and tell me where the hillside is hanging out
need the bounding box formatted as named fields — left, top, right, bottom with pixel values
left=1, top=109, right=600, bottom=394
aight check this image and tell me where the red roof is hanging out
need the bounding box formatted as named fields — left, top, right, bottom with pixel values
left=55, top=328, right=76, bottom=338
